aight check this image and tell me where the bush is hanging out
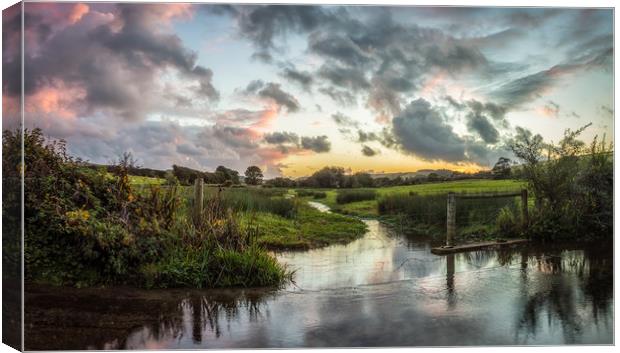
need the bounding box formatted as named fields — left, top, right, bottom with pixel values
left=10, top=128, right=290, bottom=288
left=511, top=125, right=613, bottom=240
left=336, top=189, right=376, bottom=204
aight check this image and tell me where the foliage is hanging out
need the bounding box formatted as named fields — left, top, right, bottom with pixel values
left=298, top=166, right=346, bottom=188
left=264, top=176, right=297, bottom=188
left=215, top=165, right=241, bottom=184
left=492, top=157, right=513, bottom=179
left=510, top=124, right=613, bottom=240
left=244, top=165, right=264, bottom=185
left=10, top=128, right=289, bottom=288
left=336, top=189, right=377, bottom=204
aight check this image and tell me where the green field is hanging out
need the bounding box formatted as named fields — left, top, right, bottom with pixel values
left=297, top=179, right=527, bottom=218
left=129, top=175, right=166, bottom=185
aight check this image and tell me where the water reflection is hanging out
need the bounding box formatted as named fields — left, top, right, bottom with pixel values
left=25, top=221, right=613, bottom=349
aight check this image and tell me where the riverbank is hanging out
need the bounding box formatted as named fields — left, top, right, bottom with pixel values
left=247, top=202, right=368, bottom=250
left=294, top=179, right=527, bottom=242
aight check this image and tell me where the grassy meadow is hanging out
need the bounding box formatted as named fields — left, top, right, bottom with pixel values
left=295, top=179, right=526, bottom=218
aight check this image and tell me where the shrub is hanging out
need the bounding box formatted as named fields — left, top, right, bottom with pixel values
left=336, top=189, right=376, bottom=204
left=511, top=125, right=613, bottom=240
left=10, top=128, right=290, bottom=288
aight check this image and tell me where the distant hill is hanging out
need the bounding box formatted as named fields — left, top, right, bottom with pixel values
left=369, top=169, right=455, bottom=180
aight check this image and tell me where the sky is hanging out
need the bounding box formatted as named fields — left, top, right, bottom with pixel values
left=2, top=3, right=614, bottom=178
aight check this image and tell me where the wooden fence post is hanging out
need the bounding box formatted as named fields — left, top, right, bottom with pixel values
left=521, top=189, right=529, bottom=228
left=194, top=178, right=204, bottom=224
left=446, top=192, right=456, bottom=247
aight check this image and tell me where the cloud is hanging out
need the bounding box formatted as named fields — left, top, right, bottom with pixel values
left=263, top=131, right=300, bottom=145
left=300, top=135, right=331, bottom=153
left=241, top=80, right=300, bottom=112
left=318, top=64, right=370, bottom=92
left=331, top=112, right=359, bottom=129
left=318, top=87, right=357, bottom=106
left=263, top=131, right=331, bottom=154
left=466, top=112, right=500, bottom=144
left=390, top=98, right=467, bottom=162
left=540, top=100, right=560, bottom=118
left=490, top=46, right=612, bottom=109
left=279, top=66, right=314, bottom=91
left=384, top=98, right=506, bottom=165
left=6, top=3, right=219, bottom=121
left=361, top=145, right=379, bottom=157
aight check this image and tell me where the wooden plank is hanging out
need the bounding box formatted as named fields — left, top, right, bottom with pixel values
left=431, top=239, right=529, bottom=255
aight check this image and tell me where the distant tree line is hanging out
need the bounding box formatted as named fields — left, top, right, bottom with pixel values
left=172, top=165, right=241, bottom=186
left=83, top=156, right=516, bottom=189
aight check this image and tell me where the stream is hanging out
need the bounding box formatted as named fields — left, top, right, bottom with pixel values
left=24, top=202, right=613, bottom=349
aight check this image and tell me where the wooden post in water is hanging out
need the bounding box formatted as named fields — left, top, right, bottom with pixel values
left=446, top=192, right=456, bottom=247
left=194, top=178, right=204, bottom=225
left=520, top=189, right=529, bottom=228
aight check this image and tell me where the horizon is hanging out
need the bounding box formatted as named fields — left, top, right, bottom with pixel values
left=2, top=3, right=613, bottom=178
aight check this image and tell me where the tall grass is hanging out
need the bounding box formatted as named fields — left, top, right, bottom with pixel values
left=336, top=189, right=376, bottom=204
left=204, top=187, right=297, bottom=219
left=378, top=192, right=521, bottom=228
left=141, top=203, right=291, bottom=288
left=295, top=189, right=327, bottom=199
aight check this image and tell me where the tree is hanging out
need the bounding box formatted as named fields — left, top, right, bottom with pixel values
left=491, top=157, right=512, bottom=179
left=215, top=165, right=240, bottom=184
left=354, top=172, right=374, bottom=187
left=244, top=166, right=264, bottom=185
left=308, top=166, right=346, bottom=188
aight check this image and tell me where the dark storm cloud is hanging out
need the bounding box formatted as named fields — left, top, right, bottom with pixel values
left=308, top=31, right=373, bottom=67
left=279, top=66, right=314, bottom=91
left=465, top=99, right=507, bottom=121
left=263, top=131, right=331, bottom=154
left=241, top=80, right=300, bottom=112
left=225, top=5, right=330, bottom=55
left=384, top=98, right=506, bottom=165
left=301, top=135, right=331, bottom=153
left=466, top=112, right=500, bottom=144
left=9, top=3, right=219, bottom=120
left=258, top=83, right=300, bottom=112
left=212, top=125, right=259, bottom=149
left=318, top=64, right=371, bottom=91
left=263, top=131, right=300, bottom=145
left=361, top=145, right=379, bottom=157
left=390, top=98, right=467, bottom=162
